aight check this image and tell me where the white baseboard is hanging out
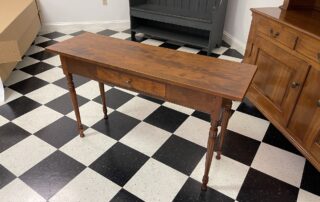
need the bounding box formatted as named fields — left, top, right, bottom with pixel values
left=41, top=20, right=130, bottom=33
left=222, top=31, right=246, bottom=55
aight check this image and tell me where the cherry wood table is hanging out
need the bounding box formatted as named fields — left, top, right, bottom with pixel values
left=46, top=33, right=256, bottom=190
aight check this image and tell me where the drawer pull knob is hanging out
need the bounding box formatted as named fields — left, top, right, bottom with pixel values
left=291, top=82, right=300, bottom=88
left=125, top=79, right=132, bottom=85
left=317, top=100, right=320, bottom=107
left=270, top=29, right=280, bottom=38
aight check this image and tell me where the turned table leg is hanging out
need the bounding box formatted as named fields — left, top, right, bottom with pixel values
left=66, top=73, right=85, bottom=137
left=98, top=82, right=108, bottom=119
left=201, top=98, right=223, bottom=191
left=216, top=100, right=232, bottom=160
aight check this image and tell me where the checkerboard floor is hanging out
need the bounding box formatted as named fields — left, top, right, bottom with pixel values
left=0, top=25, right=319, bottom=202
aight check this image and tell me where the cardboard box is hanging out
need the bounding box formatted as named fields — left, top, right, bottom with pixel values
left=0, top=0, right=41, bottom=81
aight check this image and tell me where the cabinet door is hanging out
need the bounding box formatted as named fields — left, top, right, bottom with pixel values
left=288, top=67, right=320, bottom=162
left=246, top=36, right=310, bottom=126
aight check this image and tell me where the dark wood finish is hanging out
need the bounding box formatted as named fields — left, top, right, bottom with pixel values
left=216, top=99, right=232, bottom=160
left=98, top=82, right=108, bottom=119
left=201, top=97, right=222, bottom=191
left=244, top=5, right=320, bottom=171
left=47, top=33, right=256, bottom=190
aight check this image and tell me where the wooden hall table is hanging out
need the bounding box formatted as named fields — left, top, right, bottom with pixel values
left=46, top=33, right=256, bottom=190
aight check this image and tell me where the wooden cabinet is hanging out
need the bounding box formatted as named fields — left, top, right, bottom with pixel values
left=244, top=1, right=320, bottom=171
left=288, top=67, right=320, bottom=162
left=246, top=36, right=309, bottom=126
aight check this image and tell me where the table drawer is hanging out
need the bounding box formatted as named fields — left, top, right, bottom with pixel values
left=296, top=34, right=320, bottom=63
left=97, top=68, right=166, bottom=98
left=256, top=15, right=298, bottom=49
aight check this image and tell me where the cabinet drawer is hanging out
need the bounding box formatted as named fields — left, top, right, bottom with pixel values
left=97, top=68, right=166, bottom=98
left=256, top=15, right=298, bottom=49
left=296, top=34, right=320, bottom=63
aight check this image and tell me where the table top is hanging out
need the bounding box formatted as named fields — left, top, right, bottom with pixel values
left=46, top=32, right=256, bottom=101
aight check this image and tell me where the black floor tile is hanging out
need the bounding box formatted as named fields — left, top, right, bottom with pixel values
left=110, top=189, right=143, bottom=202
left=89, top=142, right=148, bottom=186
left=300, top=161, right=320, bottom=196
left=20, top=150, right=85, bottom=200
left=70, top=30, right=87, bottom=36
left=53, top=75, right=90, bottom=89
left=97, top=29, right=118, bottom=36
left=191, top=111, right=210, bottom=122
left=160, top=42, right=181, bottom=50
left=144, top=106, right=188, bottom=133
left=20, top=62, right=55, bottom=75
left=93, top=88, right=134, bottom=109
left=222, top=40, right=231, bottom=48
left=222, top=49, right=243, bottom=59
left=174, top=178, right=233, bottom=202
left=29, top=50, right=57, bottom=61
left=138, top=94, right=164, bottom=104
left=9, top=77, right=49, bottom=94
left=34, top=117, right=83, bottom=148
left=46, top=93, right=89, bottom=115
left=92, top=111, right=140, bottom=140
left=236, top=98, right=267, bottom=120
left=41, top=31, right=66, bottom=39
left=262, top=124, right=302, bottom=156
left=216, top=130, right=260, bottom=166
left=153, top=135, right=206, bottom=175
left=237, top=168, right=299, bottom=202
left=37, top=40, right=58, bottom=48
left=0, top=96, right=41, bottom=120
left=0, top=165, right=16, bottom=189
left=0, top=123, right=31, bottom=152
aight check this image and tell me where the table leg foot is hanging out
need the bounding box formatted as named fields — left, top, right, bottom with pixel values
left=104, top=114, right=109, bottom=119
left=216, top=153, right=221, bottom=160
left=201, top=176, right=208, bottom=191
left=99, top=82, right=108, bottom=120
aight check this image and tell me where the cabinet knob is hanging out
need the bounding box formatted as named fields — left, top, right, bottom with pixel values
left=125, top=79, right=132, bottom=86
left=291, top=82, right=300, bottom=88
left=317, top=100, right=320, bottom=107
left=270, top=29, right=280, bottom=38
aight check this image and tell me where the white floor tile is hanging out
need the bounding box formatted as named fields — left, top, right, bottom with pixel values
left=0, top=115, right=9, bottom=127
left=174, top=116, right=211, bottom=147
left=191, top=154, right=249, bottom=199
left=0, top=179, right=46, bottom=202
left=162, top=102, right=194, bottom=115
left=0, top=88, right=22, bottom=106
left=49, top=168, right=121, bottom=202
left=177, top=46, right=200, bottom=54
left=36, top=68, right=65, bottom=83
left=120, top=122, right=171, bottom=156
left=212, top=46, right=229, bottom=55
left=67, top=101, right=113, bottom=127
left=43, top=56, right=61, bottom=67
left=124, top=158, right=188, bottom=202
left=117, top=97, right=160, bottom=120
left=76, top=81, right=111, bottom=100
left=26, top=45, right=45, bottom=56
left=110, top=32, right=131, bottom=40
left=219, top=55, right=242, bottom=63
left=251, top=143, right=306, bottom=187
left=25, top=84, right=67, bottom=104
left=54, top=35, right=74, bottom=42
left=60, top=128, right=116, bottom=166
left=297, top=189, right=320, bottom=202
left=232, top=101, right=241, bottom=110
left=16, top=57, right=40, bottom=69
left=141, top=39, right=164, bottom=46
left=13, top=106, right=63, bottom=134
left=34, top=36, right=50, bottom=44
left=0, top=135, right=56, bottom=176
left=228, top=111, right=270, bottom=141
left=4, top=70, right=32, bottom=86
